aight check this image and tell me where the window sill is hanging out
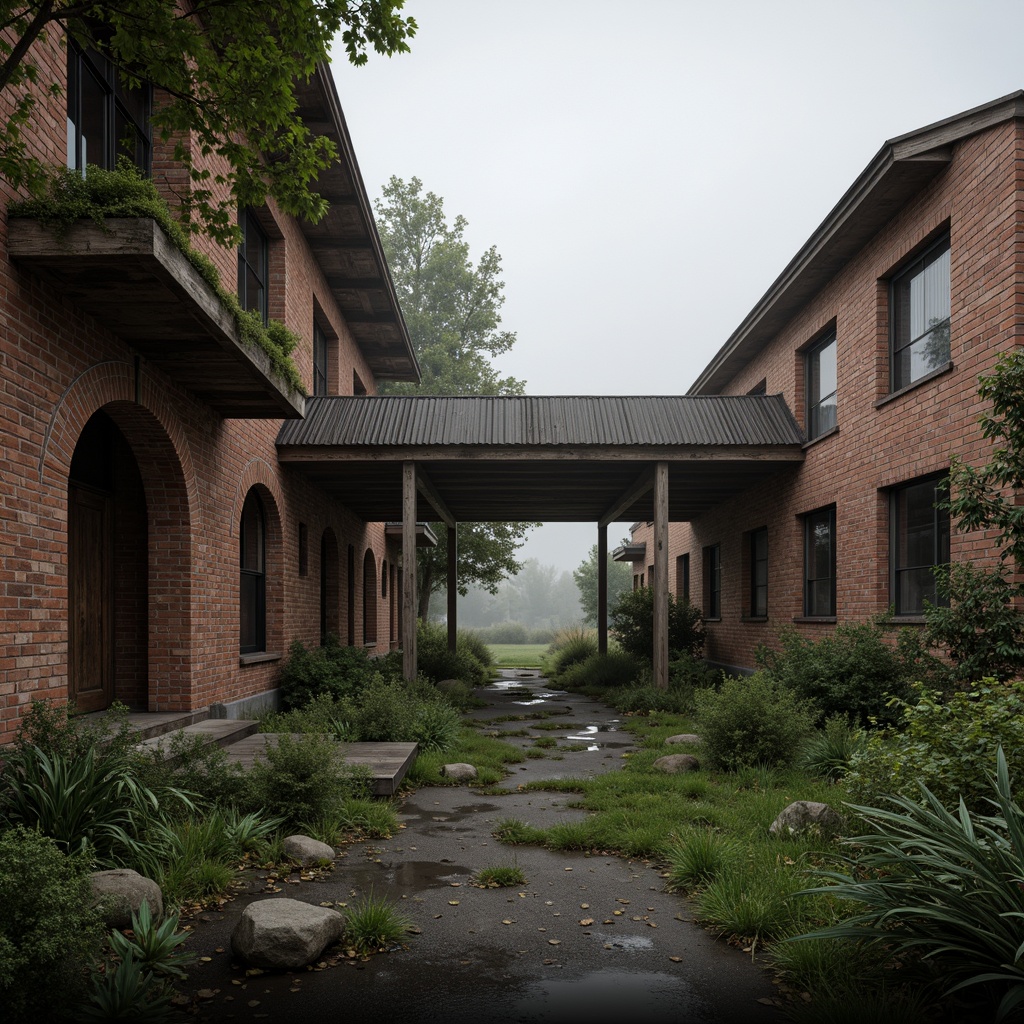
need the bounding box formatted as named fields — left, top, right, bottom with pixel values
left=741, top=616, right=768, bottom=623
left=803, top=425, right=839, bottom=449
left=792, top=616, right=837, bottom=624
left=874, top=361, right=953, bottom=408
left=239, top=651, right=282, bottom=666
left=704, top=617, right=721, bottom=623
left=887, top=616, right=926, bottom=626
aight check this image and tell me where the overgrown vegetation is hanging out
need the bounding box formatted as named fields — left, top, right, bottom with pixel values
left=608, top=586, right=706, bottom=663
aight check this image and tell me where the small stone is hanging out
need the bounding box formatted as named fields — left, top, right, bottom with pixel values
left=440, top=763, right=478, bottom=781
left=652, top=753, right=700, bottom=774
left=769, top=800, right=842, bottom=836
left=282, top=835, right=335, bottom=867
left=665, top=733, right=701, bottom=746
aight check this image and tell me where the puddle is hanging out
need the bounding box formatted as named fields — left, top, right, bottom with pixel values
left=595, top=933, right=654, bottom=951
left=488, top=680, right=535, bottom=691
left=341, top=859, right=473, bottom=891
left=514, top=699, right=548, bottom=706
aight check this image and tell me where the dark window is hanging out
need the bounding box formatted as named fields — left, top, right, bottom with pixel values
left=705, top=545, right=721, bottom=619
left=66, top=41, right=151, bottom=173
left=298, top=523, right=308, bottom=577
left=313, top=322, right=329, bottom=397
left=647, top=564, right=654, bottom=590
left=892, top=476, right=950, bottom=615
left=363, top=550, right=377, bottom=645
left=891, top=236, right=951, bottom=391
left=806, top=331, right=837, bottom=439
left=353, top=371, right=367, bottom=396
left=748, top=379, right=767, bottom=396
left=749, top=528, right=768, bottom=617
left=238, top=209, right=268, bottom=325
left=804, top=506, right=836, bottom=617
left=381, top=559, right=388, bottom=599
left=240, top=491, right=266, bottom=653
left=676, top=553, right=690, bottom=602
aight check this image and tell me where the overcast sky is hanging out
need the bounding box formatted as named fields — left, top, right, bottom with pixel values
left=331, top=0, right=1024, bottom=574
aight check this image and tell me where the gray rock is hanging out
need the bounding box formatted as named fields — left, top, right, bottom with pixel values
left=231, top=898, right=344, bottom=970
left=441, top=762, right=478, bottom=781
left=283, top=834, right=336, bottom=867
left=653, top=753, right=700, bottom=773
left=90, top=869, right=163, bottom=930
left=665, top=734, right=701, bottom=746
left=769, top=800, right=842, bottom=836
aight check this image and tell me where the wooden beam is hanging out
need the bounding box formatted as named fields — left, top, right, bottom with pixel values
left=598, top=524, right=608, bottom=655
left=415, top=466, right=456, bottom=529
left=402, top=462, right=417, bottom=683
left=599, top=467, right=655, bottom=528
left=447, top=526, right=458, bottom=654
left=653, top=462, right=669, bottom=690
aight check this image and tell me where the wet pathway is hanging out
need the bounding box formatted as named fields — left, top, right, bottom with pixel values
left=179, top=671, right=785, bottom=1024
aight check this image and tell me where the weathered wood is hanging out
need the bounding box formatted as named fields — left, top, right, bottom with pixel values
left=654, top=462, right=669, bottom=690
left=402, top=463, right=417, bottom=683
left=599, top=467, right=654, bottom=528
left=416, top=466, right=456, bottom=528
left=447, top=525, right=458, bottom=654
left=598, top=523, right=608, bottom=655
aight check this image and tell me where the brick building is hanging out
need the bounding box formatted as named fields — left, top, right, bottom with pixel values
left=624, top=93, right=1024, bottom=674
left=0, top=33, right=419, bottom=743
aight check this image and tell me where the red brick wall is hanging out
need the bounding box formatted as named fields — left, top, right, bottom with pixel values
left=630, top=121, right=1024, bottom=672
left=0, top=29, right=401, bottom=741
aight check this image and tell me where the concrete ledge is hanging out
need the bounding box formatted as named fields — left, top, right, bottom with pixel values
left=210, top=690, right=280, bottom=720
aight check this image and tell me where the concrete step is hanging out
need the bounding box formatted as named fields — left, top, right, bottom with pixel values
left=135, top=718, right=258, bottom=759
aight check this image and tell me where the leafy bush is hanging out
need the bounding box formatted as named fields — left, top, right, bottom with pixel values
left=80, top=951, right=179, bottom=1023
left=606, top=679, right=695, bottom=715
left=278, top=634, right=383, bottom=709
left=845, top=680, right=1024, bottom=810
left=108, top=902, right=192, bottom=980
left=0, top=826, right=104, bottom=1020
left=609, top=587, right=706, bottom=663
left=669, top=652, right=722, bottom=690
left=416, top=620, right=489, bottom=685
left=693, top=672, right=817, bottom=771
left=456, top=628, right=494, bottom=672
left=755, top=619, right=916, bottom=726
left=799, top=749, right=1024, bottom=1021
left=555, top=650, right=643, bottom=689
left=546, top=632, right=598, bottom=680
left=799, top=714, right=867, bottom=781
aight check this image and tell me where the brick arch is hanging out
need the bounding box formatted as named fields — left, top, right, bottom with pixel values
left=42, top=362, right=202, bottom=712
left=233, top=465, right=285, bottom=656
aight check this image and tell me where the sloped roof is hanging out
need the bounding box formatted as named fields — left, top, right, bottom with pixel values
left=688, top=91, right=1024, bottom=396
left=276, top=394, right=804, bottom=522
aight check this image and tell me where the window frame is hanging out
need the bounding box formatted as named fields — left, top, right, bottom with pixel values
left=890, top=474, right=950, bottom=616
left=805, top=330, right=837, bottom=440
left=238, top=209, right=269, bottom=325
left=749, top=528, right=768, bottom=618
left=239, top=491, right=266, bottom=654
left=676, top=553, right=690, bottom=603
left=313, top=321, right=329, bottom=397
left=889, top=234, right=951, bottom=393
left=803, top=506, right=836, bottom=618
left=705, top=544, right=721, bottom=619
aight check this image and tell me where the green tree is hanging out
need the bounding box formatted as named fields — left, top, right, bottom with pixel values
left=1, top=1, right=416, bottom=244
left=572, top=543, right=632, bottom=627
left=374, top=176, right=536, bottom=618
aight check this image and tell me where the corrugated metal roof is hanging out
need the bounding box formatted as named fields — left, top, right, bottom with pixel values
left=277, top=395, right=804, bottom=449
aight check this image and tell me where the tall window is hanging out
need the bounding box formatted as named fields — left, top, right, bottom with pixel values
left=804, top=506, right=836, bottom=617
left=238, top=210, right=268, bottom=325
left=890, top=236, right=951, bottom=391
left=806, top=331, right=837, bottom=439
left=749, top=528, right=768, bottom=617
left=66, top=41, right=151, bottom=173
left=239, top=490, right=266, bottom=653
left=362, top=550, right=377, bottom=646
left=705, top=544, right=721, bottom=619
left=676, top=553, right=690, bottom=603
left=313, top=322, right=329, bottom=396
left=892, top=476, right=950, bottom=615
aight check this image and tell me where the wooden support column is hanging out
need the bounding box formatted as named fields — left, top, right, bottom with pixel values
left=598, top=524, right=608, bottom=655
left=402, top=462, right=417, bottom=683
left=447, top=525, right=458, bottom=653
left=654, top=461, right=669, bottom=690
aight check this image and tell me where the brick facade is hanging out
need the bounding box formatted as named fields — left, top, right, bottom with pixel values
left=627, top=100, right=1024, bottom=673
left=0, top=31, right=407, bottom=742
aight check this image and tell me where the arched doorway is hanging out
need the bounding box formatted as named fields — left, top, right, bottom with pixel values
left=67, top=410, right=148, bottom=713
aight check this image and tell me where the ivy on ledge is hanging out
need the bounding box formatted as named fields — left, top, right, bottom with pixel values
left=8, top=161, right=306, bottom=398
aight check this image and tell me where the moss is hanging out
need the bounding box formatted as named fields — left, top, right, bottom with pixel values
left=9, top=161, right=306, bottom=396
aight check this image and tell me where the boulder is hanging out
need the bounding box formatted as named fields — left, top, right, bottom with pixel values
left=441, top=762, right=478, bottom=781
left=665, top=734, right=701, bottom=746
left=90, top=869, right=163, bottom=930
left=283, top=835, right=336, bottom=867
left=653, top=753, right=700, bottom=774
left=769, top=800, right=842, bottom=836
left=231, top=898, right=344, bottom=970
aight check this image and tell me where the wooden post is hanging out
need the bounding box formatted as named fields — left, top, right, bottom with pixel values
left=447, top=525, right=458, bottom=653
left=654, top=461, right=669, bottom=690
left=402, top=462, right=417, bottom=683
left=598, top=524, right=608, bottom=655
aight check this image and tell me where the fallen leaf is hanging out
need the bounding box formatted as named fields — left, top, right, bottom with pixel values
left=613, top=910, right=623, bottom=916
left=616, top=898, right=630, bottom=905
left=548, top=939, right=561, bottom=945
left=449, top=900, right=460, bottom=906
left=579, top=918, right=594, bottom=926
left=502, top=919, right=513, bottom=925
left=580, top=903, right=590, bottom=909
left=196, top=989, right=218, bottom=1000
left=669, top=956, right=683, bottom=963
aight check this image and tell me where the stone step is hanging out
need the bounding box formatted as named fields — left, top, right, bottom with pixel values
left=135, top=718, right=258, bottom=759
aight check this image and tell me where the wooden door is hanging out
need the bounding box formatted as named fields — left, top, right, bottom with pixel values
left=68, top=484, right=113, bottom=713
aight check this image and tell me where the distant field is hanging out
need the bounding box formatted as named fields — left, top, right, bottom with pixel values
left=487, top=643, right=547, bottom=668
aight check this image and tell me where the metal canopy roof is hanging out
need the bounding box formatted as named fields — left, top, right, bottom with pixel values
left=276, top=395, right=805, bottom=523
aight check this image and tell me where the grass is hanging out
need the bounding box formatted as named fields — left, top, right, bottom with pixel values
left=342, top=891, right=413, bottom=955
left=406, top=728, right=525, bottom=786
left=487, top=644, right=548, bottom=668
left=472, top=863, right=527, bottom=887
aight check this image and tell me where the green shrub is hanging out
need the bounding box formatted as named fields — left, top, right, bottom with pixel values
left=108, top=902, right=192, bottom=980
left=604, top=681, right=694, bottom=715
left=245, top=733, right=370, bottom=826
left=410, top=699, right=462, bottom=753
left=556, top=650, right=643, bottom=689
left=845, top=680, right=1024, bottom=810
left=609, top=587, right=706, bottom=663
left=476, top=622, right=529, bottom=644
left=278, top=634, right=382, bottom=709
left=0, top=826, right=104, bottom=1020
left=457, top=628, right=494, bottom=670
left=798, top=714, right=867, bottom=781
left=669, top=652, right=722, bottom=689
left=416, top=620, right=489, bottom=684
left=799, top=748, right=1024, bottom=1021
left=79, top=951, right=178, bottom=1023
left=756, top=619, right=915, bottom=726
left=693, top=672, right=817, bottom=771
left=546, top=632, right=598, bottom=680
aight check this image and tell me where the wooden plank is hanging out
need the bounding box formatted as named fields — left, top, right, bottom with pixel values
left=403, top=463, right=418, bottom=683
left=653, top=462, right=669, bottom=690
left=598, top=524, right=608, bottom=655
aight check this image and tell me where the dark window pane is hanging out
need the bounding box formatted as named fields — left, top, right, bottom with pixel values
left=892, top=240, right=951, bottom=390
